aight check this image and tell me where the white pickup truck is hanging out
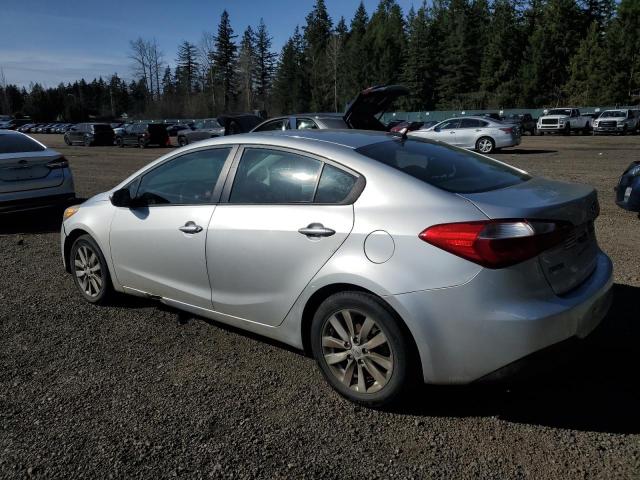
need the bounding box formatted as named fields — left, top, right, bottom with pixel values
left=593, top=109, right=640, bottom=135
left=537, top=108, right=591, bottom=135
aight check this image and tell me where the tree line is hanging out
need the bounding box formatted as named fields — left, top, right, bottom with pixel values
left=1, top=0, right=638, bottom=122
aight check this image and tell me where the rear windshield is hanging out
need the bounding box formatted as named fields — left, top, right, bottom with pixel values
left=356, top=138, right=530, bottom=194
left=92, top=124, right=112, bottom=132
left=0, top=134, right=46, bottom=154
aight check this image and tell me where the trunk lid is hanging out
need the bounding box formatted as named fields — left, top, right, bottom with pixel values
left=343, top=85, right=409, bottom=131
left=460, top=177, right=600, bottom=294
left=0, top=150, right=65, bottom=193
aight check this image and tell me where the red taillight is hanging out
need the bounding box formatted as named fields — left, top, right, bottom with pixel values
left=46, top=157, right=69, bottom=169
left=419, top=220, right=572, bottom=268
left=499, top=127, right=513, bottom=134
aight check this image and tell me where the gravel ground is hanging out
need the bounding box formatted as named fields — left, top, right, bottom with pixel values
left=1, top=134, right=639, bottom=479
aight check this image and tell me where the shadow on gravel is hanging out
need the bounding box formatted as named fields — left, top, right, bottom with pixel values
left=494, top=149, right=558, bottom=155
left=0, top=198, right=85, bottom=235
left=393, top=283, right=640, bottom=434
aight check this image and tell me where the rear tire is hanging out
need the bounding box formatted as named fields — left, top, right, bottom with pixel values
left=476, top=136, right=495, bottom=154
left=310, top=291, right=415, bottom=407
left=64, top=135, right=71, bottom=146
left=138, top=138, right=146, bottom=149
left=177, top=135, right=187, bottom=147
left=116, top=137, right=124, bottom=148
left=70, top=235, right=113, bottom=305
left=83, top=136, right=92, bottom=147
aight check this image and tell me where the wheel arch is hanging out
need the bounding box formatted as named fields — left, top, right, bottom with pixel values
left=300, top=282, right=423, bottom=380
left=63, top=228, right=90, bottom=273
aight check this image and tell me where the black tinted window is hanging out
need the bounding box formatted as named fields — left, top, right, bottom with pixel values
left=296, top=118, right=318, bottom=130
left=356, top=138, right=530, bottom=194
left=459, top=119, right=482, bottom=128
left=92, top=124, right=112, bottom=132
left=0, top=134, right=46, bottom=153
left=230, top=148, right=322, bottom=203
left=136, top=147, right=231, bottom=205
left=315, top=164, right=357, bottom=203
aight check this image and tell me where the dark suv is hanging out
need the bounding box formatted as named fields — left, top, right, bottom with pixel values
left=64, top=123, right=115, bottom=146
left=116, top=123, right=170, bottom=148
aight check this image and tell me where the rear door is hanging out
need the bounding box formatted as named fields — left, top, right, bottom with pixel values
left=457, top=119, right=484, bottom=148
left=206, top=146, right=357, bottom=326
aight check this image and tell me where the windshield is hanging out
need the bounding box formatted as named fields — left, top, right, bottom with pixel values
left=600, top=110, right=626, bottom=118
left=356, top=138, right=530, bottom=194
left=547, top=109, right=571, bottom=116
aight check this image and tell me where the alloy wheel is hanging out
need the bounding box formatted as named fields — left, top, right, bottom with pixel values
left=74, top=245, right=103, bottom=297
left=321, top=309, right=393, bottom=394
left=477, top=138, right=493, bottom=153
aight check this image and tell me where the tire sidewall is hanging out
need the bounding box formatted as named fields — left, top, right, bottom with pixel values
left=70, top=235, right=111, bottom=304
left=310, top=292, right=412, bottom=407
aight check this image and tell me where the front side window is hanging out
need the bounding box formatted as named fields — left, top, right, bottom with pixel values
left=438, top=119, right=461, bottom=130
left=230, top=148, right=322, bottom=204
left=136, top=147, right=231, bottom=205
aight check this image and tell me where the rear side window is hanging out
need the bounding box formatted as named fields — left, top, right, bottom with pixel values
left=315, top=164, right=357, bottom=203
left=356, top=138, right=530, bottom=194
left=93, top=124, right=112, bottom=132
left=230, top=148, right=322, bottom=203
left=0, top=134, right=46, bottom=153
left=254, top=119, right=287, bottom=132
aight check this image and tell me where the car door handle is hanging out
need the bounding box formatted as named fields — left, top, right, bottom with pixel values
left=179, top=221, right=203, bottom=234
left=449, top=131, right=455, bottom=134
left=298, top=223, right=335, bottom=238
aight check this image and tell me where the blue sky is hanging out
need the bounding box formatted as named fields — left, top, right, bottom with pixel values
left=0, top=0, right=416, bottom=88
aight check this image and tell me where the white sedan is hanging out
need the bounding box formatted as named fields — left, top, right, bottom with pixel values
left=409, top=116, right=521, bottom=154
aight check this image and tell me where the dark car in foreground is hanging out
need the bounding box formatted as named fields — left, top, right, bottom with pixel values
left=64, top=123, right=114, bottom=146
left=116, top=123, right=170, bottom=148
left=0, top=130, right=75, bottom=212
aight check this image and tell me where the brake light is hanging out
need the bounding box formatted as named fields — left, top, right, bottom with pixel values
left=419, top=220, right=572, bottom=268
left=499, top=127, right=513, bottom=134
left=47, top=157, right=69, bottom=169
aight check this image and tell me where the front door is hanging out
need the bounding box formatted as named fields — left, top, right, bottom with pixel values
left=207, top=147, right=356, bottom=326
left=109, top=146, right=234, bottom=308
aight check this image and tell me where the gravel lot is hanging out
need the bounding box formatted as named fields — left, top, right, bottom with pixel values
left=1, top=134, right=639, bottom=479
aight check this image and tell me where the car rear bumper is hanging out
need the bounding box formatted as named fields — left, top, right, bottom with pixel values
left=0, top=173, right=75, bottom=213
left=495, top=135, right=521, bottom=148
left=386, top=251, right=613, bottom=384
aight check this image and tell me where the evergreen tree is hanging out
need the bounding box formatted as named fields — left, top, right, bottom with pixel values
left=175, top=41, right=200, bottom=96
left=479, top=0, right=524, bottom=108
left=303, top=0, right=333, bottom=111
left=344, top=2, right=371, bottom=97
left=520, top=0, right=584, bottom=106
left=213, top=10, right=238, bottom=112
left=565, top=22, right=609, bottom=105
left=364, top=0, right=406, bottom=86
left=237, top=26, right=256, bottom=111
left=401, top=3, right=436, bottom=110
left=254, top=18, right=277, bottom=112
left=273, top=26, right=308, bottom=114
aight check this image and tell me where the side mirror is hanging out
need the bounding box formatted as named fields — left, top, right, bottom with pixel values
left=110, top=188, right=132, bottom=207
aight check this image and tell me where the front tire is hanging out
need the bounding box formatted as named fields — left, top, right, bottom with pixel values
left=177, top=135, right=188, bottom=147
left=476, top=136, right=495, bottom=154
left=70, top=235, right=113, bottom=305
left=116, top=137, right=124, bottom=148
left=64, top=135, right=71, bottom=146
left=83, top=135, right=92, bottom=147
left=310, top=291, right=414, bottom=407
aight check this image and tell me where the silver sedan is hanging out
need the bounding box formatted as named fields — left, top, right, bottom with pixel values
left=61, top=130, right=612, bottom=406
left=1, top=131, right=75, bottom=212
left=409, top=116, right=521, bottom=154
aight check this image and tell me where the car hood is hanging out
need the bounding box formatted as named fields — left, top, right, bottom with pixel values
left=343, top=85, right=409, bottom=131
left=540, top=115, right=569, bottom=120
left=596, top=117, right=624, bottom=121
left=82, top=191, right=111, bottom=206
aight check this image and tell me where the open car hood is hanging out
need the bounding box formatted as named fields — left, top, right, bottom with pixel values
left=343, top=85, right=409, bottom=131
